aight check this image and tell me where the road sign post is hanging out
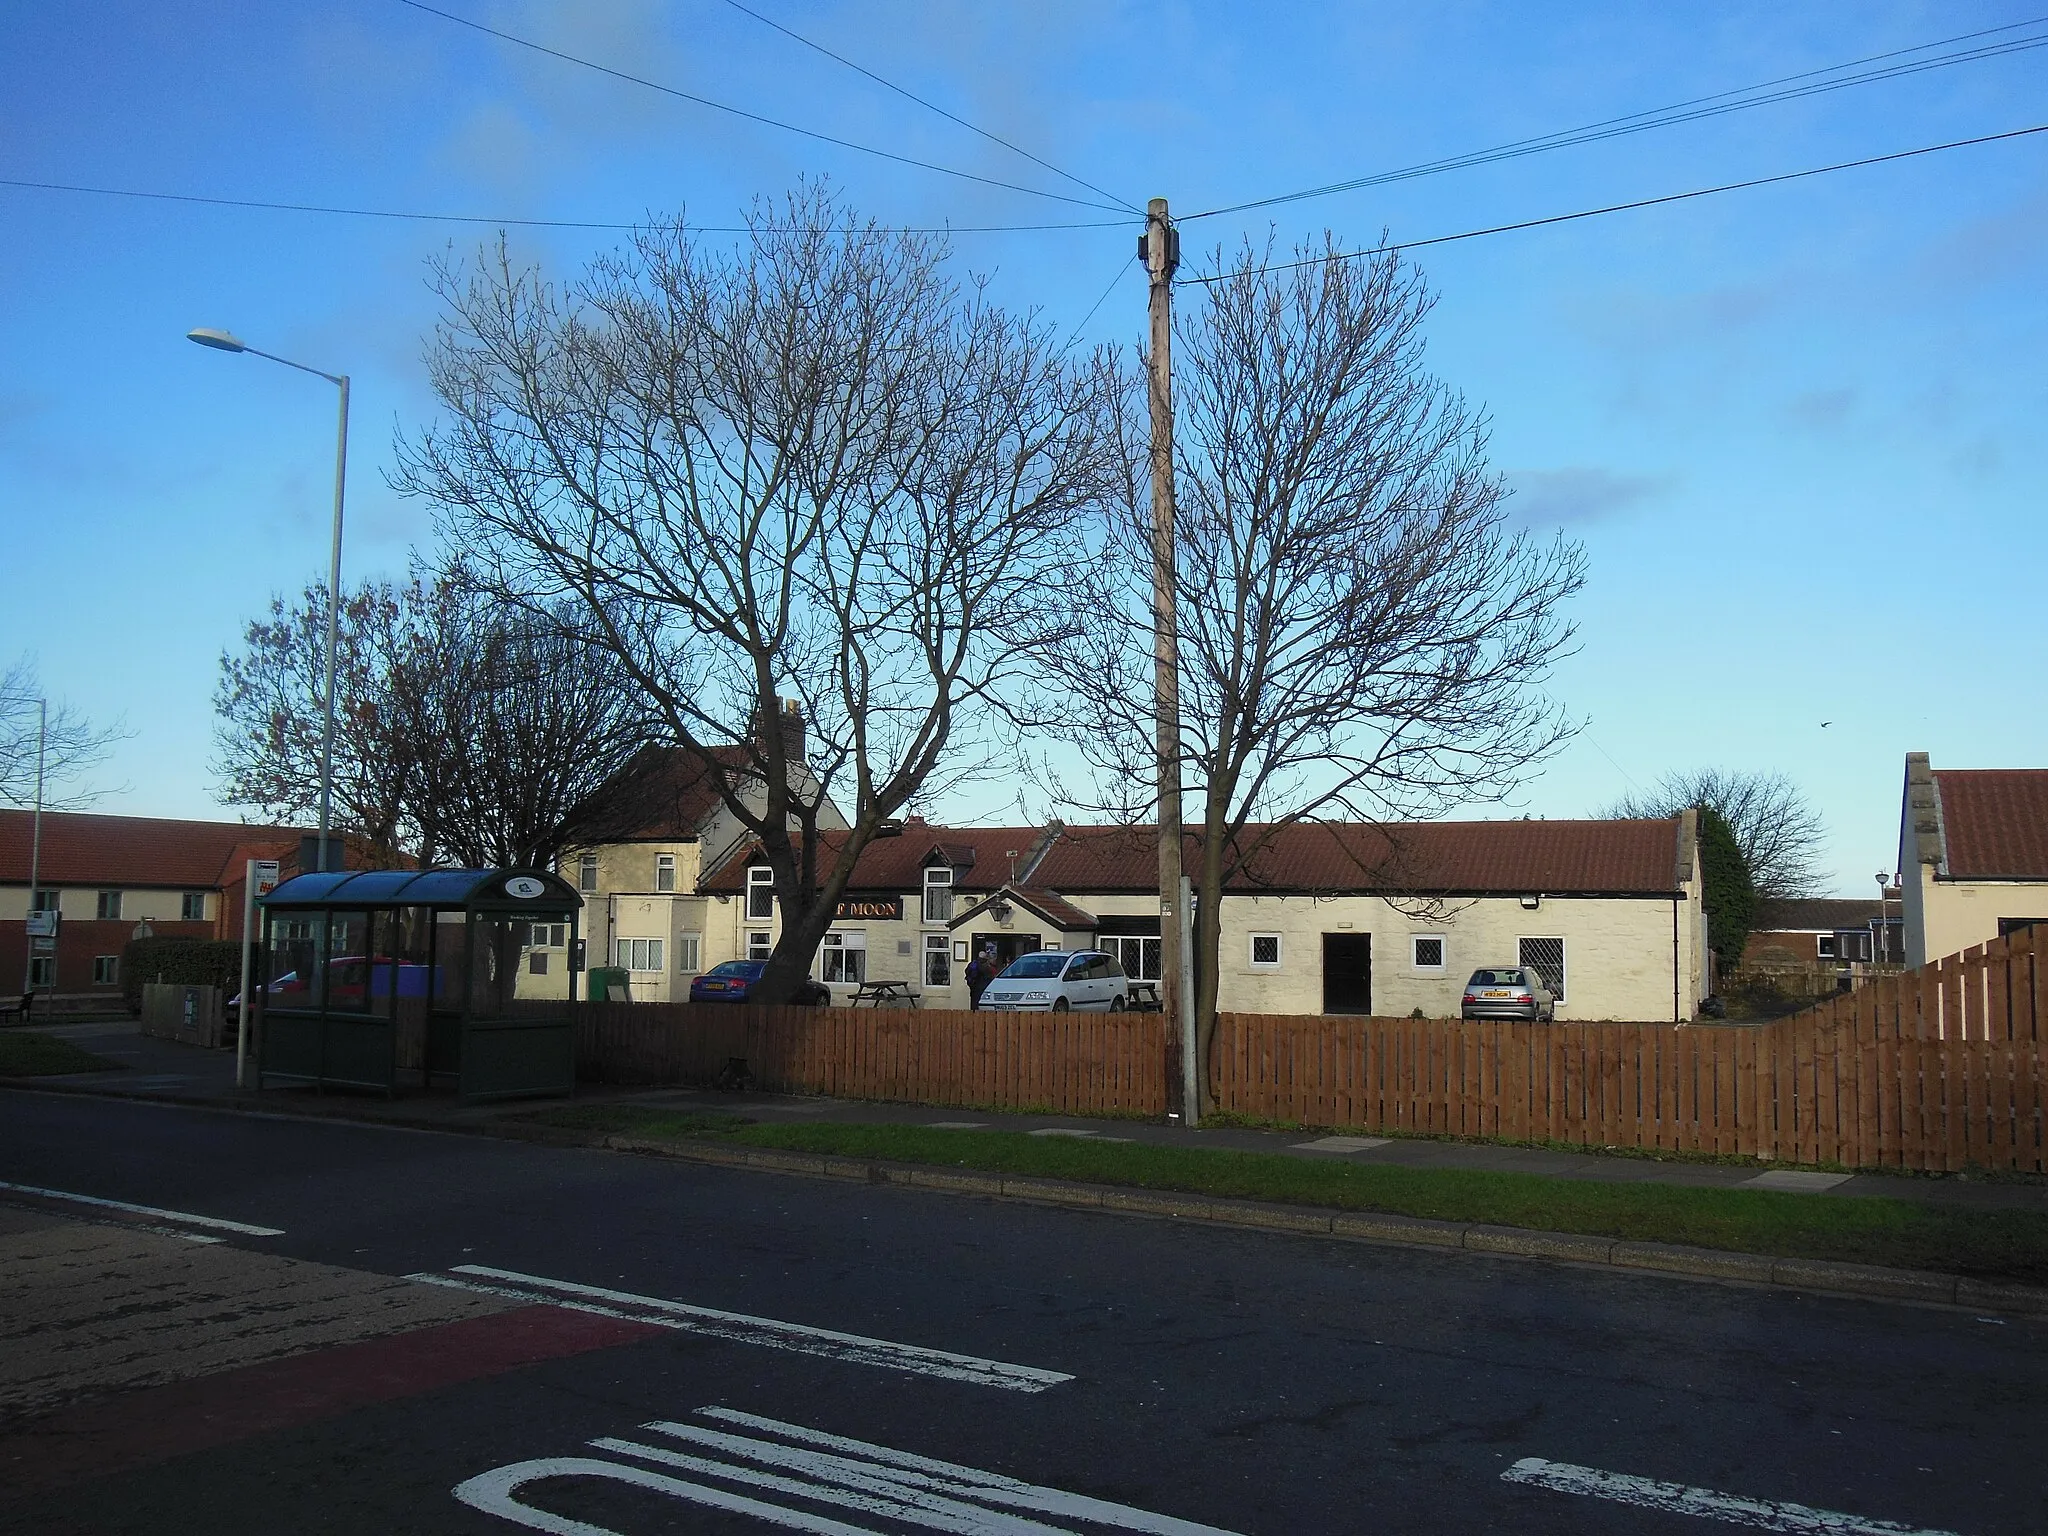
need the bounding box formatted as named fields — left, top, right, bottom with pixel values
left=236, top=859, right=281, bottom=1089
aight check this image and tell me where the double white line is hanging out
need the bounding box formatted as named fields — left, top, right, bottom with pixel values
left=457, top=1407, right=1243, bottom=1535
left=409, top=1264, right=1072, bottom=1394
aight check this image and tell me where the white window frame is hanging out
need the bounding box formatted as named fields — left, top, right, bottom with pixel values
left=924, top=933, right=952, bottom=987
left=616, top=936, right=665, bottom=973
left=746, top=866, right=775, bottom=921
left=1517, top=936, right=1567, bottom=1003
left=1411, top=935, right=1446, bottom=973
left=1248, top=933, right=1283, bottom=969
left=28, top=956, right=53, bottom=989
left=525, top=921, right=567, bottom=950
left=181, top=892, right=207, bottom=922
left=97, top=889, right=122, bottom=921
left=577, top=853, right=599, bottom=892
left=820, top=930, right=867, bottom=985
left=92, top=955, right=119, bottom=985
left=655, top=853, right=677, bottom=893
left=922, top=865, right=954, bottom=924
left=1107, top=935, right=1162, bottom=982
left=676, top=934, right=701, bottom=974
left=1816, top=934, right=1837, bottom=960
left=746, top=930, right=773, bottom=962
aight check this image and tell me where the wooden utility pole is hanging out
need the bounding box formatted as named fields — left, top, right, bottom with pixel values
left=1143, top=196, right=1190, bottom=1123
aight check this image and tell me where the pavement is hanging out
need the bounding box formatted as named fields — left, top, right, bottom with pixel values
left=15, top=1018, right=2048, bottom=1216
left=1, top=1088, right=2043, bottom=1535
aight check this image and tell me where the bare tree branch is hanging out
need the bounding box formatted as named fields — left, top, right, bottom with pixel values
left=0, top=656, right=127, bottom=811
left=1604, top=767, right=1826, bottom=900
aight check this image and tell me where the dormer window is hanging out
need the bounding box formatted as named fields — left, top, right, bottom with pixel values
left=746, top=866, right=775, bottom=920
left=922, top=865, right=954, bottom=924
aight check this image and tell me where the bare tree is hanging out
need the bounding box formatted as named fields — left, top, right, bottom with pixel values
left=0, top=656, right=126, bottom=810
left=213, top=579, right=418, bottom=863
left=387, top=580, right=656, bottom=869
left=215, top=573, right=657, bottom=873
left=1604, top=768, right=1825, bottom=900
left=1048, top=236, right=1585, bottom=1102
left=393, top=185, right=1119, bottom=1001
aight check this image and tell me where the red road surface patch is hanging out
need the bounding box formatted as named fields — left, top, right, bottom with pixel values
left=0, top=1303, right=661, bottom=1499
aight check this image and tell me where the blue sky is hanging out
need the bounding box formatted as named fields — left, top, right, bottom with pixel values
left=3, top=1, right=2043, bottom=894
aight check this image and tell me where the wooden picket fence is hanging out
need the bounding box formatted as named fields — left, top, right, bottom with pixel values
left=1217, top=925, right=2046, bottom=1171
left=560, top=925, right=2046, bottom=1171
left=569, top=1000, right=1166, bottom=1118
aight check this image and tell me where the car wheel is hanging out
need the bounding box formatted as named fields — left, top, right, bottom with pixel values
left=1051, top=997, right=1071, bottom=1012
left=1109, top=995, right=1127, bottom=1012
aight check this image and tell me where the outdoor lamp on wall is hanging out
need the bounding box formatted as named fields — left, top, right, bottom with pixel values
left=1519, top=894, right=1542, bottom=910
left=991, top=900, right=1013, bottom=924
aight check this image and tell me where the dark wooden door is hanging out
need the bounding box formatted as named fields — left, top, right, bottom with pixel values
left=1322, top=933, right=1372, bottom=1015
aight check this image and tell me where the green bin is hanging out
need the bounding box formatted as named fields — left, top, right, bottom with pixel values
left=586, top=966, right=632, bottom=1003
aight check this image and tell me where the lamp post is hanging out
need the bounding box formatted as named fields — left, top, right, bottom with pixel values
left=187, top=328, right=349, bottom=874
left=1875, top=871, right=1892, bottom=969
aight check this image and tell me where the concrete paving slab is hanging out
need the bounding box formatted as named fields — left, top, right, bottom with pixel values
left=1746, top=1169, right=1852, bottom=1192
left=1293, top=1135, right=1391, bottom=1153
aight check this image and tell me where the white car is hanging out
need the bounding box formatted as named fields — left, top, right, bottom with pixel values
left=977, top=950, right=1130, bottom=1012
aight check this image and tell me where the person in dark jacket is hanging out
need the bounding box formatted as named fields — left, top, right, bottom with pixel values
left=966, top=944, right=1000, bottom=1008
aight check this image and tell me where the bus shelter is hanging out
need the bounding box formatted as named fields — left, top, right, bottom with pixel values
left=256, top=867, right=581, bottom=1102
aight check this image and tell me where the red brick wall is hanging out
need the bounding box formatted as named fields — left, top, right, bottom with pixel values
left=0, top=919, right=213, bottom=995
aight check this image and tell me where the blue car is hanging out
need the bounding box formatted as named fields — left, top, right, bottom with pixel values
left=688, top=960, right=829, bottom=1006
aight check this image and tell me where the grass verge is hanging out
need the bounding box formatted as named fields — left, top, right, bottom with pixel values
left=0, top=1030, right=125, bottom=1077
left=528, top=1105, right=2048, bottom=1286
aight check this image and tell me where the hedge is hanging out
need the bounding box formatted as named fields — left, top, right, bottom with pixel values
left=120, top=937, right=246, bottom=1014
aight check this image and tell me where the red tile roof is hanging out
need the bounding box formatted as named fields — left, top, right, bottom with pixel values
left=700, top=823, right=1050, bottom=894
left=1934, top=769, right=2048, bottom=880
left=582, top=746, right=757, bottom=841
left=949, top=885, right=1099, bottom=932
left=1033, top=819, right=1688, bottom=896
left=0, top=810, right=300, bottom=889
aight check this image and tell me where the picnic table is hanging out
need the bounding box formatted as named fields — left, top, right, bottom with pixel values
left=1126, top=980, right=1161, bottom=1011
left=849, top=979, right=918, bottom=1009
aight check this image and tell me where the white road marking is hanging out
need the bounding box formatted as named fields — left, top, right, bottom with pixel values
left=1745, top=1170, right=1852, bottom=1193
left=1291, top=1136, right=1389, bottom=1153
left=928, top=1122, right=987, bottom=1130
left=1502, top=1457, right=1961, bottom=1535
left=0, top=1179, right=284, bottom=1235
left=407, top=1265, right=1072, bottom=1393
left=454, top=1407, right=1244, bottom=1535
left=455, top=1456, right=884, bottom=1535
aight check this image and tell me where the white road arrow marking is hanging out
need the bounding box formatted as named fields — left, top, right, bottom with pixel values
left=407, top=1264, right=1072, bottom=1393
left=1502, top=1457, right=1963, bottom=1536
left=456, top=1407, right=1245, bottom=1536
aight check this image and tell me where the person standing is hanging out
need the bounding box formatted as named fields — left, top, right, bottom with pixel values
left=966, top=944, right=999, bottom=1009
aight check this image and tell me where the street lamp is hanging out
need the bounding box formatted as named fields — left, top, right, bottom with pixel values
left=1875, top=871, right=1892, bottom=968
left=187, top=328, right=349, bottom=874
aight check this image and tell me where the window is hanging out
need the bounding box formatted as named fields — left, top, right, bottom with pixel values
left=1518, top=937, right=1566, bottom=1002
left=615, top=937, right=665, bottom=972
left=577, top=853, right=599, bottom=892
left=525, top=922, right=567, bottom=949
left=820, top=931, right=867, bottom=985
left=181, top=892, right=207, bottom=922
left=92, top=955, right=119, bottom=985
left=1816, top=934, right=1837, bottom=960
left=1412, top=936, right=1445, bottom=972
left=676, top=935, right=701, bottom=974
left=655, top=853, right=677, bottom=893
left=1107, top=936, right=1162, bottom=982
left=922, top=866, right=954, bottom=924
left=528, top=951, right=550, bottom=976
left=1249, top=933, right=1282, bottom=968
left=747, top=930, right=772, bottom=962
left=97, top=890, right=122, bottom=921
left=746, top=866, right=775, bottom=920
left=924, top=933, right=951, bottom=987
left=31, top=888, right=58, bottom=914
left=28, top=957, right=53, bottom=989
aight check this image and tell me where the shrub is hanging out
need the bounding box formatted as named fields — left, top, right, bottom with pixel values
left=120, top=937, right=246, bottom=1014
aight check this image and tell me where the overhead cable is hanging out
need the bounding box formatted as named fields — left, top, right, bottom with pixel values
left=0, top=176, right=1131, bottom=233
left=397, top=0, right=1129, bottom=214
left=716, top=0, right=1142, bottom=214
left=1181, top=122, right=2048, bottom=284
left=1185, top=16, right=2048, bottom=221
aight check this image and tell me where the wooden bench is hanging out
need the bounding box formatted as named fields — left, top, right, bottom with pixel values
left=0, top=991, right=34, bottom=1025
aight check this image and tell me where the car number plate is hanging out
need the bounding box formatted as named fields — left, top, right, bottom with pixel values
left=1482, top=989, right=1511, bottom=998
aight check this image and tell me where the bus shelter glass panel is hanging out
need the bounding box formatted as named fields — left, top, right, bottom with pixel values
left=428, top=910, right=471, bottom=1082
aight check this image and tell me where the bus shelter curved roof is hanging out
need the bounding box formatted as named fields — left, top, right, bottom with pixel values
left=258, top=867, right=581, bottom=910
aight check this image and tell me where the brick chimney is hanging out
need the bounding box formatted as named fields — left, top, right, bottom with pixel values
left=755, top=697, right=806, bottom=764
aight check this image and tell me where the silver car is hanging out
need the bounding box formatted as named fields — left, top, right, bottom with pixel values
left=1460, top=966, right=1556, bottom=1022
left=977, top=950, right=1130, bottom=1012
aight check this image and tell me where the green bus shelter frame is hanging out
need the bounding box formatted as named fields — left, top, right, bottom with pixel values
left=256, top=867, right=581, bottom=1102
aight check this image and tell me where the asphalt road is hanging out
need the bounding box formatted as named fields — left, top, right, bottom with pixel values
left=1, top=1088, right=2041, bottom=1536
